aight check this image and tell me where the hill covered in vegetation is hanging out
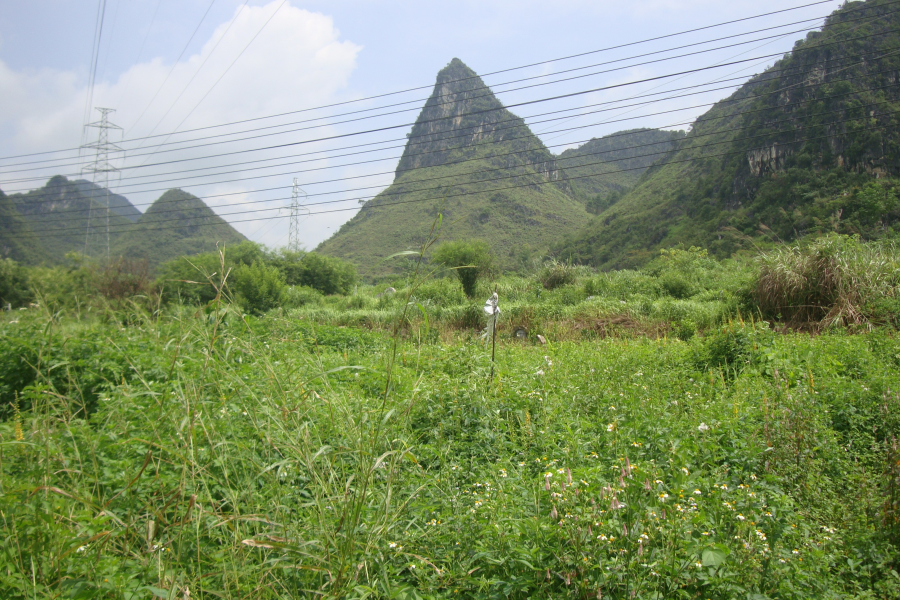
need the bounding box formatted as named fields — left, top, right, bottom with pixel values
left=0, top=189, right=47, bottom=264
left=0, top=178, right=246, bottom=269
left=112, top=189, right=247, bottom=269
left=6, top=175, right=136, bottom=260
left=557, top=128, right=684, bottom=210
left=554, top=0, right=900, bottom=269
left=317, top=58, right=592, bottom=277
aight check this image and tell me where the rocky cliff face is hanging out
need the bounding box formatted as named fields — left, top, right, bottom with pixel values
left=395, top=59, right=570, bottom=192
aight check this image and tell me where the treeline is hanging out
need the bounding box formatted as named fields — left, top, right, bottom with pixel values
left=0, top=241, right=358, bottom=315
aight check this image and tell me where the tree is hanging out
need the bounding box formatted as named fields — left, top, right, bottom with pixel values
left=271, top=251, right=357, bottom=296
left=231, top=261, right=286, bottom=315
left=432, top=239, right=493, bottom=298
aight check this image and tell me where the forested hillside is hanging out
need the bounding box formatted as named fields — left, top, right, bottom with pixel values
left=555, top=0, right=900, bottom=268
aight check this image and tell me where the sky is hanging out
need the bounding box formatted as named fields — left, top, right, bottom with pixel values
left=0, top=0, right=846, bottom=250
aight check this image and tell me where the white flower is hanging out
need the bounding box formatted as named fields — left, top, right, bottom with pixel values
left=606, top=423, right=615, bottom=432
left=698, top=422, right=710, bottom=432
left=693, top=489, right=702, bottom=495
left=536, top=369, right=545, bottom=376
left=76, top=545, right=88, bottom=553
left=737, top=514, right=746, bottom=521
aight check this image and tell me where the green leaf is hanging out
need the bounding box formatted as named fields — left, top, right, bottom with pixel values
left=701, top=548, right=727, bottom=567
left=140, top=586, right=171, bottom=599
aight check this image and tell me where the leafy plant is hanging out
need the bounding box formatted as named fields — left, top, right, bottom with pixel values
left=432, top=239, right=493, bottom=298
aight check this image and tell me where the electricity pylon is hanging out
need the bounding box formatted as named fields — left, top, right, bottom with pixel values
left=81, top=107, right=123, bottom=261
left=288, top=177, right=308, bottom=253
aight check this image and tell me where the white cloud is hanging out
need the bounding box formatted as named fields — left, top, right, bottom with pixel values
left=0, top=1, right=364, bottom=248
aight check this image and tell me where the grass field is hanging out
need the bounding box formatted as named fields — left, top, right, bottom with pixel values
left=2, top=241, right=900, bottom=599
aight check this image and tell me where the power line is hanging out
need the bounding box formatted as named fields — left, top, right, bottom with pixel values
left=4, top=19, right=892, bottom=178
left=127, top=0, right=219, bottom=134
left=7, top=51, right=897, bottom=209
left=8, top=110, right=896, bottom=238
left=122, top=15, right=835, bottom=153
left=0, top=0, right=848, bottom=162
left=130, top=0, right=252, bottom=151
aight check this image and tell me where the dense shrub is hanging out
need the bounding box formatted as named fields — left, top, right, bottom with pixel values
left=231, top=261, right=286, bottom=315
left=537, top=259, right=580, bottom=290
left=432, top=239, right=493, bottom=298
left=279, top=252, right=357, bottom=295
left=157, top=241, right=266, bottom=304
left=0, top=259, right=30, bottom=308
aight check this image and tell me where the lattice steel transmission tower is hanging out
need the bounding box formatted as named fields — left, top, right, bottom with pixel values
left=81, top=107, right=123, bottom=261
left=288, top=177, right=308, bottom=253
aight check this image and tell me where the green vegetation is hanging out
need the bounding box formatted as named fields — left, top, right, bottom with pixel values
left=432, top=239, right=494, bottom=297
left=157, top=242, right=357, bottom=307
left=2, top=234, right=900, bottom=598
left=556, top=129, right=683, bottom=205
left=555, top=0, right=900, bottom=269
left=755, top=233, right=900, bottom=329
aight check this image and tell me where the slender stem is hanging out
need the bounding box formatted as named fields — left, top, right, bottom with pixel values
left=490, top=312, right=497, bottom=384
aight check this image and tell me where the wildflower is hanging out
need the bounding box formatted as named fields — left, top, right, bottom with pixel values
left=698, top=422, right=710, bottom=432
left=792, top=549, right=799, bottom=555
left=693, top=489, right=702, bottom=495
left=536, top=369, right=545, bottom=377
left=701, top=531, right=709, bottom=536
left=681, top=467, right=689, bottom=475
left=76, top=545, right=88, bottom=553
left=779, top=559, right=786, bottom=564
left=655, top=479, right=663, bottom=484
left=557, top=468, right=566, bottom=475
left=607, top=423, right=616, bottom=432
left=499, top=468, right=508, bottom=478
left=737, top=514, right=746, bottom=521
left=609, top=406, right=616, bottom=411
left=544, top=356, right=553, bottom=367
left=518, top=462, right=525, bottom=467
left=750, top=474, right=757, bottom=481
left=695, top=562, right=702, bottom=569
left=658, top=493, right=669, bottom=501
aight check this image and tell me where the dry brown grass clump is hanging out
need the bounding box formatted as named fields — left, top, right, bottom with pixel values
left=755, top=234, right=899, bottom=330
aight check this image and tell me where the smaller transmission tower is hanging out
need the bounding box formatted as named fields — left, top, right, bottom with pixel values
left=288, top=177, right=308, bottom=253
left=81, top=107, right=123, bottom=261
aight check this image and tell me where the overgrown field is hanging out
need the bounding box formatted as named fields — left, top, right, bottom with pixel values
left=1, top=237, right=900, bottom=599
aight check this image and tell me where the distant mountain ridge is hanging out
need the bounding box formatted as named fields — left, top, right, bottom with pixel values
left=113, top=189, right=247, bottom=268
left=0, top=177, right=246, bottom=269
left=557, top=129, right=684, bottom=201
left=72, top=179, right=142, bottom=222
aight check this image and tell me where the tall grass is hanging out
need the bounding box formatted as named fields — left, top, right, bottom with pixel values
left=755, top=234, right=900, bottom=329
